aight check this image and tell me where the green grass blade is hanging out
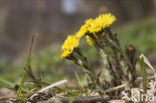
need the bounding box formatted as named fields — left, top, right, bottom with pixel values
left=75, top=72, right=81, bottom=88
left=16, top=33, right=35, bottom=100
left=140, top=57, right=147, bottom=94
left=75, top=72, right=84, bottom=93
left=0, top=77, right=14, bottom=88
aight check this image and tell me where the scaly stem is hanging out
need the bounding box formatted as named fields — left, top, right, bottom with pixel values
left=87, top=32, right=118, bottom=86
left=105, top=28, right=129, bottom=86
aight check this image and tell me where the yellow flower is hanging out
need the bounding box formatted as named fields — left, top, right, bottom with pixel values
left=76, top=23, right=89, bottom=38
left=76, top=13, right=115, bottom=39
left=87, top=13, right=116, bottom=33
left=61, top=35, right=79, bottom=58
left=88, top=26, right=102, bottom=33
left=95, top=13, right=116, bottom=28
left=62, top=35, right=79, bottom=51
left=86, top=35, right=94, bottom=46
left=61, top=50, right=72, bottom=58
left=85, top=19, right=93, bottom=26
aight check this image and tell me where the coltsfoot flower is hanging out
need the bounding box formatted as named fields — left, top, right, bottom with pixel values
left=95, top=13, right=116, bottom=28
left=61, top=13, right=116, bottom=58
left=61, top=50, right=72, bottom=58
left=76, top=13, right=116, bottom=40
left=87, top=13, right=116, bottom=34
left=62, top=35, right=79, bottom=51
left=61, top=35, right=79, bottom=58
left=76, top=24, right=89, bottom=38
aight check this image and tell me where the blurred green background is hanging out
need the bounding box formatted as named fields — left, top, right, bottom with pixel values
left=0, top=0, right=156, bottom=87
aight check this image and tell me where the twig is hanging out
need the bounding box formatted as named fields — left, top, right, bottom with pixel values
left=37, top=96, right=110, bottom=103
left=137, top=75, right=155, bottom=83
left=104, top=75, right=156, bottom=93
left=29, top=80, right=67, bottom=100
left=0, top=95, right=16, bottom=101
left=105, top=84, right=126, bottom=93
left=28, top=75, right=156, bottom=103
left=39, top=80, right=67, bottom=93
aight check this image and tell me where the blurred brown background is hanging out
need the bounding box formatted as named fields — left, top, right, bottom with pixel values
left=0, top=0, right=155, bottom=61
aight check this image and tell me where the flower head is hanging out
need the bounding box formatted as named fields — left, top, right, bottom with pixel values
left=76, top=23, right=89, bottom=38
left=95, top=13, right=116, bottom=28
left=87, top=13, right=116, bottom=33
left=61, top=13, right=116, bottom=58
left=61, top=50, right=72, bottom=58
left=61, top=35, right=79, bottom=58
left=62, top=35, right=79, bottom=51
left=76, top=13, right=115, bottom=39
